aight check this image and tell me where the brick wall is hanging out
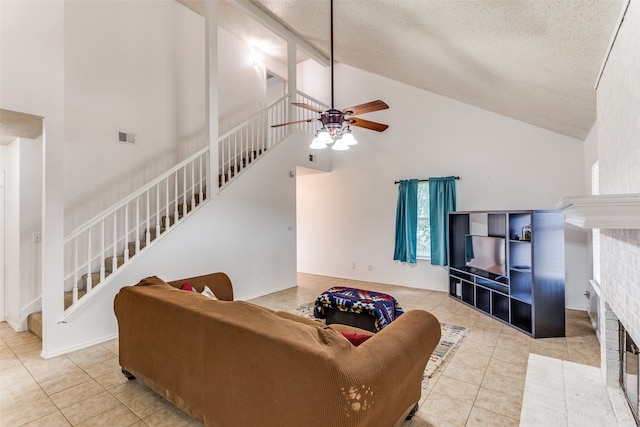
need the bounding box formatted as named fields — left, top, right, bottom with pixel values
left=596, top=1, right=640, bottom=383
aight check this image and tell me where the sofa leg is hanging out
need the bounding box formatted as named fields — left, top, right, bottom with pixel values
left=405, top=403, right=419, bottom=420
left=121, top=368, right=136, bottom=380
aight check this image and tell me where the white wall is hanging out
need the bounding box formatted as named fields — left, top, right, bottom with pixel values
left=62, top=2, right=271, bottom=233
left=297, top=62, right=588, bottom=309
left=63, top=0, right=206, bottom=233
left=218, top=26, right=268, bottom=133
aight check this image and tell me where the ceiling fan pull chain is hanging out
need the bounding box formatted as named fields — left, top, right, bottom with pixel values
left=330, top=0, right=334, bottom=109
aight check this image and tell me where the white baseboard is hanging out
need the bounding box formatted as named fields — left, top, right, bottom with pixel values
left=41, top=333, right=118, bottom=359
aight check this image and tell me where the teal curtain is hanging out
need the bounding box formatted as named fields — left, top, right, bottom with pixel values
left=393, top=179, right=418, bottom=263
left=429, top=176, right=457, bottom=266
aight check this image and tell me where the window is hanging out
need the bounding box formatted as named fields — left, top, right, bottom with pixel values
left=417, top=182, right=430, bottom=259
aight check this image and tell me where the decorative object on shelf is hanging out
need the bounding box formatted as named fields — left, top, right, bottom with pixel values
left=522, top=224, right=532, bottom=241
left=455, top=281, right=462, bottom=297
left=270, top=0, right=390, bottom=150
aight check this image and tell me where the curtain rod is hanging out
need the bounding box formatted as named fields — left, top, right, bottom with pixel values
left=394, top=176, right=460, bottom=184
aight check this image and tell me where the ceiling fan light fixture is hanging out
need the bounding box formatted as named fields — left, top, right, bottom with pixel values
left=341, top=127, right=357, bottom=145
left=310, top=133, right=328, bottom=149
left=332, top=139, right=349, bottom=151
left=316, top=128, right=333, bottom=144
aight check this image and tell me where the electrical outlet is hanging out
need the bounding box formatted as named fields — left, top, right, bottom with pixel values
left=368, top=265, right=373, bottom=272
left=32, top=232, right=42, bottom=243
left=352, top=262, right=356, bottom=269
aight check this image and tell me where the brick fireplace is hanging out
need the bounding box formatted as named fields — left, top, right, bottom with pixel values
left=600, top=229, right=640, bottom=423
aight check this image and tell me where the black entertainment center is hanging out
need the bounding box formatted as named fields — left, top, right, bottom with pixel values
left=448, top=210, right=566, bottom=338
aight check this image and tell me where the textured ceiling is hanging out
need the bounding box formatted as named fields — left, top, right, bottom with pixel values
left=246, top=0, right=625, bottom=140
left=2, top=1, right=625, bottom=142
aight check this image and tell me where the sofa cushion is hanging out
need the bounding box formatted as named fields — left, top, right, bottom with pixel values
left=180, top=283, right=196, bottom=292
left=201, top=285, right=218, bottom=300
left=340, top=331, right=373, bottom=346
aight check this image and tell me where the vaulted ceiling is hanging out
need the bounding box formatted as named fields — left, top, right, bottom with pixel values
left=184, top=0, right=625, bottom=140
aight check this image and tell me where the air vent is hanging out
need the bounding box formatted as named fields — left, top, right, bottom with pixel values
left=118, top=131, right=136, bottom=144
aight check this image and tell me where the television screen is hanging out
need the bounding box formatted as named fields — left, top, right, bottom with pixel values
left=465, top=235, right=506, bottom=276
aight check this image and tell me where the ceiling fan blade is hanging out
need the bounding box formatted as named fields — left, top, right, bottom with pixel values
left=342, top=100, right=389, bottom=116
left=270, top=118, right=316, bottom=128
left=347, top=117, right=389, bottom=132
left=292, top=103, right=325, bottom=114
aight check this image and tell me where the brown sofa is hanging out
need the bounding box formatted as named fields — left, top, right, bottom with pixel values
left=113, top=273, right=441, bottom=427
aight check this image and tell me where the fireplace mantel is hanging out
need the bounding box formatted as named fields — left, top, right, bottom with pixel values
left=556, top=193, right=640, bottom=229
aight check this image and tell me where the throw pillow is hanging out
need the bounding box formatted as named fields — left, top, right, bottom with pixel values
left=201, top=285, right=218, bottom=300
left=180, top=283, right=196, bottom=292
left=340, top=331, right=373, bottom=346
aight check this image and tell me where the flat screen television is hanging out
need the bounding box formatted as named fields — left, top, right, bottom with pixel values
left=465, top=235, right=506, bottom=276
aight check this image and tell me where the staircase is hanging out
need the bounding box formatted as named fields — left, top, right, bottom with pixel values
left=27, top=90, right=328, bottom=340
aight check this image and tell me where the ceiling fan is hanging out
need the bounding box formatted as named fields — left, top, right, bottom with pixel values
left=270, top=0, right=390, bottom=150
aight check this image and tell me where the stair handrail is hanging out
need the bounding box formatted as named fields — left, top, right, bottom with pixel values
left=64, top=145, right=209, bottom=242
left=293, top=90, right=329, bottom=110
left=218, top=93, right=289, bottom=142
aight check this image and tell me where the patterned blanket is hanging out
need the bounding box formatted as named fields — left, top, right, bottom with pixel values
left=313, top=286, right=404, bottom=332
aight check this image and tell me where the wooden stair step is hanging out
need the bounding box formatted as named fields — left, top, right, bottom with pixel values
left=64, top=289, right=87, bottom=310
left=81, top=271, right=110, bottom=289
left=105, top=256, right=125, bottom=273
left=127, top=240, right=147, bottom=256
left=148, top=227, right=166, bottom=241
left=27, top=312, right=42, bottom=340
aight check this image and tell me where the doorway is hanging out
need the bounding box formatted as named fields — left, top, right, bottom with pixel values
left=266, top=70, right=286, bottom=105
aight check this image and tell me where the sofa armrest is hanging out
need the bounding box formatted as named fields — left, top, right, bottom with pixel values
left=167, top=272, right=234, bottom=301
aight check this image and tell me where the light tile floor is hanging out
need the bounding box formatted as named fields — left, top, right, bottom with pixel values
left=0, top=273, right=603, bottom=426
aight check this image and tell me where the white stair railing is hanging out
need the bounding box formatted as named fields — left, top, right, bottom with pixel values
left=218, top=92, right=329, bottom=189
left=61, top=90, right=328, bottom=315
left=63, top=147, right=209, bottom=313
left=292, top=90, right=328, bottom=134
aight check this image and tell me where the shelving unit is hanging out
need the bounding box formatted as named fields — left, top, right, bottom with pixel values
left=448, top=210, right=565, bottom=338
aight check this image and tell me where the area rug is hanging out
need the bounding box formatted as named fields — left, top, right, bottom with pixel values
left=290, top=302, right=467, bottom=383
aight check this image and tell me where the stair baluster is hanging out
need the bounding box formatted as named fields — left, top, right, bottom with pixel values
left=112, top=214, right=118, bottom=273
left=199, top=156, right=204, bottom=204
left=100, top=219, right=106, bottom=284
left=86, top=231, right=93, bottom=292
left=173, top=173, right=179, bottom=226
left=135, top=196, right=141, bottom=254
left=124, top=204, right=130, bottom=262
left=145, top=191, right=151, bottom=247
left=73, top=237, right=79, bottom=304
left=155, top=184, right=160, bottom=244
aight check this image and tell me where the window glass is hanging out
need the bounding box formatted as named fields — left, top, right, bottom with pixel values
left=417, top=182, right=430, bottom=259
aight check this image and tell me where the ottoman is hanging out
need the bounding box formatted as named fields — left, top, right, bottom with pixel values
left=313, top=286, right=404, bottom=333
